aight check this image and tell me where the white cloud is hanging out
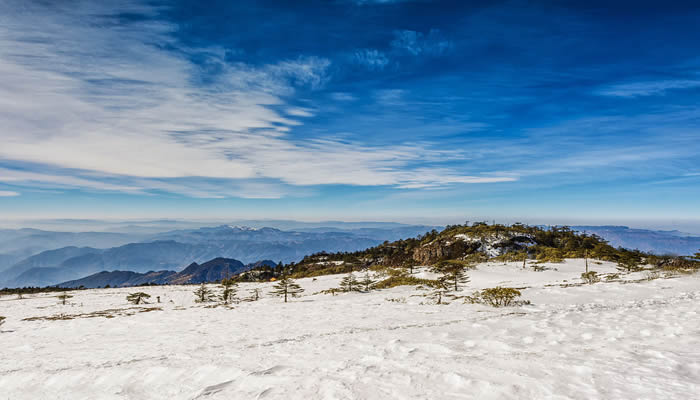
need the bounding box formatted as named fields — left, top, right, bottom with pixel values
left=286, top=107, right=315, bottom=117
left=0, top=0, right=513, bottom=198
left=597, top=79, right=700, bottom=97
left=0, top=190, right=20, bottom=197
left=330, top=92, right=357, bottom=101
left=391, top=29, right=453, bottom=56
left=354, top=49, right=389, bottom=70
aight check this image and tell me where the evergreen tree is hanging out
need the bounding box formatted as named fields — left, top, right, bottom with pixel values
left=271, top=277, right=304, bottom=302
left=427, top=287, right=449, bottom=305
left=126, top=292, right=151, bottom=305
left=403, top=259, right=419, bottom=275
left=339, top=272, right=361, bottom=292
left=359, top=271, right=376, bottom=292
left=220, top=278, right=238, bottom=304
left=57, top=292, right=73, bottom=305
left=617, top=252, right=642, bottom=272
left=194, top=283, right=215, bottom=303
left=249, top=287, right=262, bottom=301
left=433, top=260, right=471, bottom=291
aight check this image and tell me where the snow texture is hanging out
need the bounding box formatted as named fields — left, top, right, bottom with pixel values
left=1, top=259, right=698, bottom=399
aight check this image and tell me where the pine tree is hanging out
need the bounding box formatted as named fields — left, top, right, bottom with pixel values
left=57, top=292, right=73, bottom=305
left=271, top=277, right=304, bottom=302
left=427, top=288, right=449, bottom=304
left=0, top=316, right=5, bottom=328
left=433, top=260, right=471, bottom=291
left=403, top=259, right=418, bottom=275
left=220, top=278, right=238, bottom=304
left=249, top=288, right=262, bottom=301
left=617, top=252, right=642, bottom=273
left=339, top=272, right=361, bottom=292
left=194, top=283, right=215, bottom=303
left=359, top=271, right=376, bottom=292
left=126, top=292, right=151, bottom=305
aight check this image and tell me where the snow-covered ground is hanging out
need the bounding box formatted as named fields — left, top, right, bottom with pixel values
left=1, top=259, right=699, bottom=399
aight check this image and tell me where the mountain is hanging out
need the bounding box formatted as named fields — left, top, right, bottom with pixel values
left=1, top=246, right=101, bottom=282
left=58, top=258, right=277, bottom=288
left=58, top=270, right=177, bottom=289
left=2, top=241, right=207, bottom=288
left=571, top=226, right=700, bottom=256
left=286, top=223, right=699, bottom=278
left=3, top=224, right=437, bottom=287
left=0, top=228, right=144, bottom=262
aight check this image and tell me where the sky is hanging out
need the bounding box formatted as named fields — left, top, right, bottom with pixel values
left=1, top=0, right=699, bottom=227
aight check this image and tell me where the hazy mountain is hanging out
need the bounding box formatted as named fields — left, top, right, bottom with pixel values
left=0, top=228, right=144, bottom=261
left=2, top=225, right=434, bottom=287
left=58, top=258, right=277, bottom=288
left=0, top=253, right=20, bottom=274
left=571, top=226, right=700, bottom=256
left=58, top=270, right=177, bottom=289
left=1, top=246, right=101, bottom=281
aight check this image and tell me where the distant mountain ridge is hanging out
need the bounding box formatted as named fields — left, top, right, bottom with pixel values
left=58, top=258, right=276, bottom=288
left=571, top=226, right=700, bottom=256
left=2, top=224, right=436, bottom=287
left=4, top=223, right=698, bottom=289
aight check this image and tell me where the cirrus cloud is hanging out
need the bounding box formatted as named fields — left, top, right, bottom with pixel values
left=0, top=0, right=513, bottom=199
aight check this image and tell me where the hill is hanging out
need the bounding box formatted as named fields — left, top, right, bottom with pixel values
left=3, top=224, right=433, bottom=287
left=280, top=223, right=698, bottom=278
left=57, top=258, right=277, bottom=288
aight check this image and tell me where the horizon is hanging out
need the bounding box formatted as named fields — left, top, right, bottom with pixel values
left=2, top=217, right=700, bottom=236
left=1, top=1, right=699, bottom=225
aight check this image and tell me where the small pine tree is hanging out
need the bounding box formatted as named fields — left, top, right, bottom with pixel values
left=581, top=271, right=599, bottom=284
left=126, top=292, right=151, bottom=305
left=194, top=283, right=215, bottom=303
left=433, top=260, right=471, bottom=291
left=359, top=271, right=376, bottom=292
left=220, top=278, right=239, bottom=304
left=249, top=288, right=262, bottom=301
left=57, top=292, right=73, bottom=305
left=617, top=252, right=642, bottom=273
left=427, top=288, right=449, bottom=305
left=271, top=277, right=304, bottom=302
left=0, top=316, right=5, bottom=327
left=339, top=272, right=361, bottom=292
left=403, top=259, right=418, bottom=275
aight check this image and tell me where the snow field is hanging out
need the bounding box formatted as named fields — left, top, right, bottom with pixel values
left=1, top=259, right=699, bottom=399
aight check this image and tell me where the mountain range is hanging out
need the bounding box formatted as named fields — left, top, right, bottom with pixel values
left=57, top=258, right=277, bottom=288
left=1, top=222, right=698, bottom=289
left=0, top=224, right=437, bottom=287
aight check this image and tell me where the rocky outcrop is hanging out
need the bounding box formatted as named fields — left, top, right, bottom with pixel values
left=412, top=239, right=480, bottom=265
left=412, top=233, right=535, bottom=264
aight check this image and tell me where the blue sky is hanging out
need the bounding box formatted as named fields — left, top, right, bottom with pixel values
left=0, top=0, right=699, bottom=226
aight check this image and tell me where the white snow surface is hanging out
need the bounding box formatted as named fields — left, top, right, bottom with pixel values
left=1, top=259, right=699, bottom=399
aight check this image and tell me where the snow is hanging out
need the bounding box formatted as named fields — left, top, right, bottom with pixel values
left=1, top=259, right=699, bottom=399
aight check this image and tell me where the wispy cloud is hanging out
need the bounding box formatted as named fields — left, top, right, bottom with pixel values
left=0, top=0, right=511, bottom=199
left=0, top=190, right=20, bottom=197
left=330, top=92, right=357, bottom=101
left=354, top=49, right=389, bottom=70
left=391, top=29, right=453, bottom=56
left=597, top=79, right=700, bottom=97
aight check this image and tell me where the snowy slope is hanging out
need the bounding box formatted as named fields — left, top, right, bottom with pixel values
left=0, top=259, right=698, bottom=399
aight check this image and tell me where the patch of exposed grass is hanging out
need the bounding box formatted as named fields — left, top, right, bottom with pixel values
left=373, top=275, right=442, bottom=289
